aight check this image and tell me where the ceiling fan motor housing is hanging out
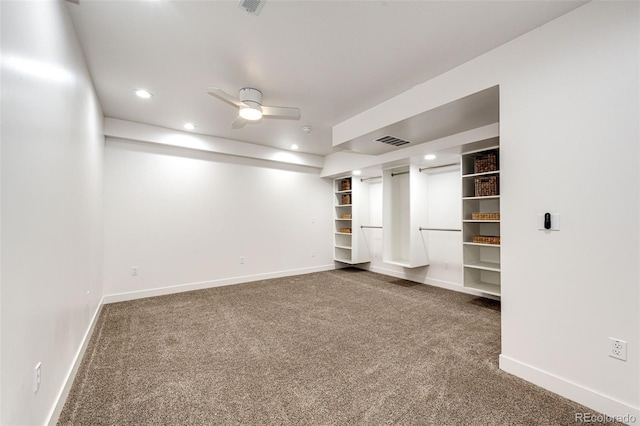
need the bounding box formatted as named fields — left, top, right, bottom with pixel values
left=239, top=88, right=263, bottom=108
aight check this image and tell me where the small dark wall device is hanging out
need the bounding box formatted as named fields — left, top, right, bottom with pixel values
left=544, top=213, right=551, bottom=230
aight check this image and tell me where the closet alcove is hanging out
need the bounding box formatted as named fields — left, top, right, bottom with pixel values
left=329, top=86, right=500, bottom=297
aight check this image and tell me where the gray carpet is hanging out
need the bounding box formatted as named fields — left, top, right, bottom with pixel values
left=58, top=268, right=620, bottom=425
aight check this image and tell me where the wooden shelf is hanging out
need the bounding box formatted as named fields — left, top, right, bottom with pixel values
left=463, top=261, right=501, bottom=272
left=464, top=281, right=501, bottom=297
left=463, top=242, right=501, bottom=248
left=384, top=259, right=414, bottom=268
left=463, top=220, right=500, bottom=223
left=462, top=170, right=500, bottom=178
left=335, top=257, right=355, bottom=264
left=462, top=195, right=500, bottom=201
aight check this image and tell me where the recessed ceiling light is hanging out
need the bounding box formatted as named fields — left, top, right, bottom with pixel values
left=424, top=154, right=436, bottom=160
left=183, top=123, right=196, bottom=130
left=135, top=89, right=153, bottom=99
left=352, top=170, right=362, bottom=176
left=302, top=125, right=313, bottom=133
left=291, top=144, right=299, bottom=150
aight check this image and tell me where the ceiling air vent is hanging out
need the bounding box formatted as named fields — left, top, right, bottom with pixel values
left=238, top=0, right=266, bottom=16
left=375, top=135, right=412, bottom=147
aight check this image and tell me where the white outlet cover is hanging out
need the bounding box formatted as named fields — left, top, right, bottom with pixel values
left=609, top=337, right=627, bottom=361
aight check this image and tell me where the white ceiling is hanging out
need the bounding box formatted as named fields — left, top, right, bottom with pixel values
left=67, top=0, right=585, bottom=157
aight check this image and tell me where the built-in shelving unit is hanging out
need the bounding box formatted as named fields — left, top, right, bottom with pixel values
left=461, top=147, right=501, bottom=296
left=382, top=164, right=429, bottom=268
left=334, top=176, right=370, bottom=264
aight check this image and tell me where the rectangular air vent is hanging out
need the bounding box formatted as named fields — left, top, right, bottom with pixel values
left=375, top=135, right=412, bottom=147
left=238, top=0, right=266, bottom=15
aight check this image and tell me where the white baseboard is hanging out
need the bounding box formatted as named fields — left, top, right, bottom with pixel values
left=47, top=300, right=104, bottom=426
left=103, top=264, right=336, bottom=304
left=360, top=264, right=499, bottom=299
left=499, top=354, right=640, bottom=425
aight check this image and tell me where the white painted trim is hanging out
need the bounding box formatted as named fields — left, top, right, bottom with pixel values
left=104, top=118, right=324, bottom=169
left=360, top=263, right=498, bottom=299
left=47, top=301, right=105, bottom=426
left=103, top=264, right=336, bottom=304
left=499, top=355, right=640, bottom=425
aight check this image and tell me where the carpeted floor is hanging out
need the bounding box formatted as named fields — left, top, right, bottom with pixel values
left=58, top=268, right=621, bottom=425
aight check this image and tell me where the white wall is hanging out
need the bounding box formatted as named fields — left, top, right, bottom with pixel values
left=498, top=3, right=639, bottom=416
left=0, top=1, right=105, bottom=425
left=103, top=138, right=333, bottom=301
left=331, top=1, right=639, bottom=419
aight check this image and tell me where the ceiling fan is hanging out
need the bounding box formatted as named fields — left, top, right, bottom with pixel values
left=206, top=87, right=301, bottom=129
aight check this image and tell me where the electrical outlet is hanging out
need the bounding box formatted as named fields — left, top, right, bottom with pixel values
left=131, top=266, right=138, bottom=276
left=34, top=362, right=42, bottom=393
left=240, top=257, right=245, bottom=264
left=609, top=337, right=627, bottom=361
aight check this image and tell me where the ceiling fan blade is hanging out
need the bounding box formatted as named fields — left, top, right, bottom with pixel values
left=261, top=105, right=301, bottom=119
left=207, top=87, right=245, bottom=108
left=231, top=115, right=247, bottom=129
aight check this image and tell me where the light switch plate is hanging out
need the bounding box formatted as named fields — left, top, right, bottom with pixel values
left=538, top=213, right=560, bottom=231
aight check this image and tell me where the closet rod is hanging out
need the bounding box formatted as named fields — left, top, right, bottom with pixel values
left=419, top=163, right=460, bottom=173
left=391, top=171, right=410, bottom=177
left=360, top=176, right=382, bottom=182
left=361, top=225, right=383, bottom=229
left=419, top=227, right=462, bottom=232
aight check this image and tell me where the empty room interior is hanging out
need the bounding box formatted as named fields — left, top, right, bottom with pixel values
left=1, top=0, right=639, bottom=425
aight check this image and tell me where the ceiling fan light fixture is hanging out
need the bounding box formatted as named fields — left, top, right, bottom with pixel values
left=207, top=86, right=299, bottom=129
left=239, top=105, right=263, bottom=121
